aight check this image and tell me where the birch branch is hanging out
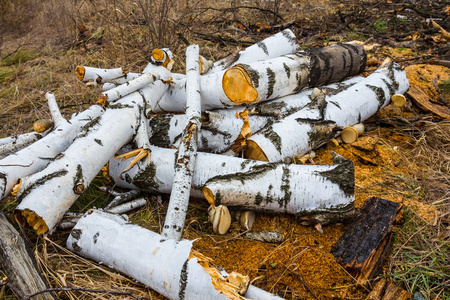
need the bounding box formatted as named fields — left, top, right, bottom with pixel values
left=0, top=132, right=46, bottom=160
left=0, top=94, right=105, bottom=200
left=245, top=60, right=410, bottom=162
left=161, top=45, right=201, bottom=241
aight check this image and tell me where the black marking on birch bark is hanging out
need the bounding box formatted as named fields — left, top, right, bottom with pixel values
left=240, top=159, right=252, bottom=170
left=207, top=163, right=278, bottom=204
left=93, top=232, right=99, bottom=244
left=317, top=155, right=354, bottom=197
left=125, top=173, right=132, bottom=183
left=71, top=242, right=82, bottom=252
left=178, top=259, right=189, bottom=300
left=257, top=41, right=269, bottom=55
left=0, top=174, right=7, bottom=199
left=17, top=170, right=68, bottom=202
left=108, top=103, right=134, bottom=109
left=255, top=192, right=263, bottom=205
left=279, top=166, right=291, bottom=208
left=255, top=101, right=285, bottom=118
left=70, top=229, right=82, bottom=240
left=259, top=126, right=282, bottom=153
left=358, top=113, right=362, bottom=124
left=329, top=101, right=342, bottom=109
left=94, top=139, right=103, bottom=146
left=296, top=94, right=327, bottom=122
left=214, top=191, right=222, bottom=206
left=324, top=82, right=357, bottom=96
left=283, top=63, right=291, bottom=79
left=200, top=136, right=209, bottom=149
left=281, top=29, right=295, bottom=42
left=73, top=164, right=85, bottom=195
left=306, top=121, right=338, bottom=149
left=78, top=116, right=102, bottom=139
left=382, top=77, right=397, bottom=99
left=148, top=115, right=172, bottom=147
left=295, top=202, right=355, bottom=224
left=366, top=84, right=386, bottom=111
left=239, top=64, right=259, bottom=88
left=266, top=68, right=276, bottom=99
left=132, top=162, right=160, bottom=192
left=201, top=126, right=232, bottom=139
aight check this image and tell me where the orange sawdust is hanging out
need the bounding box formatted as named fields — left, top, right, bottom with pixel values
left=405, top=64, right=450, bottom=98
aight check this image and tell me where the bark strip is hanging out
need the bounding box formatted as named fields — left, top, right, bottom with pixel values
left=162, top=45, right=202, bottom=241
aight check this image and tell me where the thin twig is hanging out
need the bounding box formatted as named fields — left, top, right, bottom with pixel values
left=26, top=286, right=151, bottom=299
left=284, top=265, right=319, bottom=300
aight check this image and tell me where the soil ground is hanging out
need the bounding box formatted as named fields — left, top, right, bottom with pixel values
left=1, top=0, right=449, bottom=299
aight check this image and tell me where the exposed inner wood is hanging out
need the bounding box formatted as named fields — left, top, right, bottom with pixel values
left=230, top=109, right=252, bottom=153
left=33, top=119, right=53, bottom=133
left=244, top=140, right=269, bottom=161
left=75, top=66, right=85, bottom=81
left=223, top=65, right=259, bottom=104
left=189, top=249, right=249, bottom=299
left=202, top=187, right=216, bottom=205
left=14, top=209, right=49, bottom=236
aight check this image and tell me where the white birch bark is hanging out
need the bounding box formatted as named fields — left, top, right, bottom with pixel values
left=246, top=61, right=410, bottom=162
left=148, top=77, right=362, bottom=153
left=14, top=77, right=169, bottom=235
left=106, top=198, right=147, bottom=214
left=76, top=66, right=130, bottom=83
left=162, top=45, right=201, bottom=241
left=0, top=95, right=104, bottom=200
left=109, top=148, right=354, bottom=224
left=203, top=154, right=354, bottom=224
left=206, top=29, right=299, bottom=74
left=150, top=43, right=366, bottom=112
left=66, top=210, right=246, bottom=300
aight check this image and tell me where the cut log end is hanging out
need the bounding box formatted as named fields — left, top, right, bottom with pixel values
left=14, top=209, right=48, bottom=235
left=223, top=65, right=259, bottom=104
left=391, top=94, right=406, bottom=107
left=244, top=140, right=269, bottom=161
left=203, top=187, right=216, bottom=205
left=341, top=126, right=359, bottom=143
left=75, top=66, right=86, bottom=81
left=33, top=119, right=54, bottom=133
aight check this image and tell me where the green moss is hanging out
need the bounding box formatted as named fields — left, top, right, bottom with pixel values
left=0, top=67, right=14, bottom=84
left=2, top=48, right=38, bottom=66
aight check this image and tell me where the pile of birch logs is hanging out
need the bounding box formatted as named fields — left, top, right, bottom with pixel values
left=0, top=29, right=410, bottom=299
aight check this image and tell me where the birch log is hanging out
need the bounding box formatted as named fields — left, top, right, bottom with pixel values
left=109, top=147, right=354, bottom=224
left=206, top=29, right=298, bottom=74
left=0, top=210, right=55, bottom=300
left=0, top=94, right=104, bottom=200
left=67, top=210, right=280, bottom=300
left=151, top=43, right=366, bottom=112
left=148, top=77, right=362, bottom=153
left=75, top=65, right=141, bottom=85
left=245, top=60, right=410, bottom=162
left=162, top=45, right=202, bottom=241
left=14, top=77, right=169, bottom=235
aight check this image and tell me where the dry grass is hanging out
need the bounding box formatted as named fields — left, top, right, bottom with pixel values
left=1, top=0, right=450, bottom=299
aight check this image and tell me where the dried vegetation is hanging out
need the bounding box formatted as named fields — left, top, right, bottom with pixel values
left=1, top=0, right=449, bottom=299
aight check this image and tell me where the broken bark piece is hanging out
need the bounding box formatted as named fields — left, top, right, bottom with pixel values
left=407, top=85, right=450, bottom=119
left=244, top=231, right=283, bottom=243
left=0, top=210, right=55, bottom=300
left=245, top=60, right=409, bottom=162
left=203, top=153, right=355, bottom=225
left=207, top=29, right=299, bottom=74
left=161, top=45, right=202, bottom=241
left=236, top=210, right=256, bottom=230
left=67, top=210, right=280, bottom=300
left=331, top=197, right=400, bottom=284
left=208, top=205, right=232, bottom=235
left=365, top=278, right=410, bottom=300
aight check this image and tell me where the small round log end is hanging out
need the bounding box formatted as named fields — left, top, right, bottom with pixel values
left=33, top=119, right=54, bottom=133
left=75, top=66, right=85, bottom=81
left=391, top=94, right=406, bottom=107
left=341, top=126, right=359, bottom=144
left=202, top=187, right=216, bottom=205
